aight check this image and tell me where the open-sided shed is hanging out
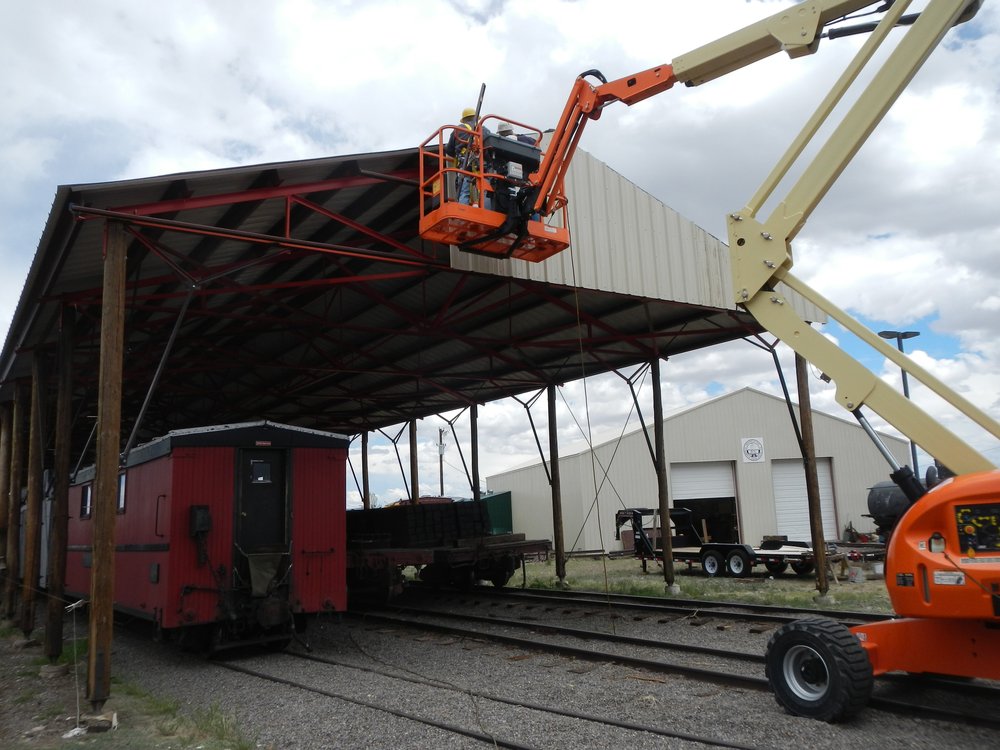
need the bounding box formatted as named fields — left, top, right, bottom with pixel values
left=0, top=143, right=821, bottom=706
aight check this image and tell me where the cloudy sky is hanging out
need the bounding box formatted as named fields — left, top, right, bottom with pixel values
left=3, top=1, right=999, bottom=506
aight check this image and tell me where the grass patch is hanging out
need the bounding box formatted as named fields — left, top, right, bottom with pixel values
left=523, top=555, right=894, bottom=613
left=193, top=703, right=256, bottom=750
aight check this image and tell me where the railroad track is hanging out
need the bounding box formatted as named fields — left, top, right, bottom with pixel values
left=350, top=599, right=1000, bottom=731
left=215, top=648, right=764, bottom=750
left=402, top=581, right=891, bottom=625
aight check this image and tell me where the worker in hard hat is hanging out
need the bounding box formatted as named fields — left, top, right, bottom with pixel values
left=445, top=107, right=487, bottom=206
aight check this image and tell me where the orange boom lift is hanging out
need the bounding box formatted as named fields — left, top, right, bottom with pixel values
left=419, top=0, right=998, bottom=721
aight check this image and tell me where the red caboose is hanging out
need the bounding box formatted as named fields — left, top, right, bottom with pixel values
left=66, top=421, right=348, bottom=649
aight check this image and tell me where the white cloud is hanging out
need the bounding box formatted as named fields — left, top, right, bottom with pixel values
left=4, top=1, right=1000, bottom=498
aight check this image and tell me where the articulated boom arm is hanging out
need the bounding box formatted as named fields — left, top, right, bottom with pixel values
left=728, top=0, right=997, bottom=475
left=532, top=0, right=887, bottom=219
left=533, top=0, right=995, bottom=477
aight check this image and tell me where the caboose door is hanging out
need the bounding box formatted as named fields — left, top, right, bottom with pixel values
left=236, top=449, right=289, bottom=552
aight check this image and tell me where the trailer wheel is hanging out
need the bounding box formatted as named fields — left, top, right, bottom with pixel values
left=791, top=560, right=815, bottom=576
left=764, top=561, right=788, bottom=575
left=725, top=549, right=752, bottom=577
left=765, top=618, right=873, bottom=722
left=701, top=550, right=725, bottom=577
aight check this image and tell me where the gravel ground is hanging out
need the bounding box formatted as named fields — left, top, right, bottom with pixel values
left=4, top=602, right=999, bottom=749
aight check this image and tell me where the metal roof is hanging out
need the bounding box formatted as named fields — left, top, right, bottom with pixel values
left=0, top=145, right=773, bottom=457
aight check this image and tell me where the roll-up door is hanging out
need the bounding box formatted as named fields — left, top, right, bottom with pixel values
left=772, top=458, right=836, bottom=542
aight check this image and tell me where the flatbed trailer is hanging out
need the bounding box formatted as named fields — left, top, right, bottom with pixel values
left=615, top=508, right=833, bottom=578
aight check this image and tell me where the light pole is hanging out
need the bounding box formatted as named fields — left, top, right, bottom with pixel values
left=878, top=329, right=920, bottom=478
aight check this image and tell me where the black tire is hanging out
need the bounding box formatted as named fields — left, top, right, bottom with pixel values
left=725, top=549, right=752, bottom=577
left=764, top=561, right=788, bottom=575
left=701, top=550, right=725, bottom=577
left=765, top=618, right=873, bottom=721
left=491, top=571, right=513, bottom=588
left=791, top=560, right=815, bottom=576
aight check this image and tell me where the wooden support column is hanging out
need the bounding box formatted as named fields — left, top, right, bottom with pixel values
left=652, top=356, right=677, bottom=590
left=408, top=420, right=419, bottom=503
left=0, top=403, right=11, bottom=603
left=88, top=221, right=127, bottom=710
left=547, top=384, right=566, bottom=585
left=46, top=307, right=75, bottom=661
left=3, top=381, right=28, bottom=620
left=361, top=431, right=370, bottom=510
left=19, top=355, right=46, bottom=636
left=796, top=354, right=829, bottom=596
left=470, top=403, right=480, bottom=502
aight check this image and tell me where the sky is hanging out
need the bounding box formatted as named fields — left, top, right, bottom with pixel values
left=3, top=0, right=1000, bottom=508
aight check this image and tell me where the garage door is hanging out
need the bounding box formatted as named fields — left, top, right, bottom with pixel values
left=772, top=459, right=836, bottom=542
left=670, top=461, right=735, bottom=499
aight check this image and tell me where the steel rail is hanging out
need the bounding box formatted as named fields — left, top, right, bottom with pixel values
left=350, top=610, right=1000, bottom=731
left=215, top=660, right=538, bottom=750
left=277, top=649, right=765, bottom=750
left=403, top=582, right=891, bottom=625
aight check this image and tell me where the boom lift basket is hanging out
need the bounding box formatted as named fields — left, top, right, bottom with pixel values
left=418, top=116, right=570, bottom=262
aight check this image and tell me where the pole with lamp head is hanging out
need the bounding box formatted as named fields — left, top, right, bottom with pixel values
left=878, top=330, right=921, bottom=479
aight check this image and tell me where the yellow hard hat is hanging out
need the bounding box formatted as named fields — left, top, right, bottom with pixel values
left=461, top=107, right=476, bottom=120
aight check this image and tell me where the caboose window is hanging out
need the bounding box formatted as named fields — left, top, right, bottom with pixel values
left=251, top=460, right=272, bottom=484
left=117, top=472, right=127, bottom=513
left=80, top=484, right=93, bottom=519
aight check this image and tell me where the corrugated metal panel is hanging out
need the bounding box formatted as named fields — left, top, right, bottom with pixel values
left=451, top=148, right=824, bottom=322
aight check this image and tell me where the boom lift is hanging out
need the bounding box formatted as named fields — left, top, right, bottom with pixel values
left=419, top=0, right=1000, bottom=721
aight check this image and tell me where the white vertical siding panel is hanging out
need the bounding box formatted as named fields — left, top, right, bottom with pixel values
left=449, top=148, right=825, bottom=323
left=490, top=388, right=906, bottom=552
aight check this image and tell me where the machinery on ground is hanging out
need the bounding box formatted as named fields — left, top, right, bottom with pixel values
left=420, top=0, right=999, bottom=721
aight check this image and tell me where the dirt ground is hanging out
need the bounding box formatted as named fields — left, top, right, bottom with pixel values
left=0, top=621, right=238, bottom=750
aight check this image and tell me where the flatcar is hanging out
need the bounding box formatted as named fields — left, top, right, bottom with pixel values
left=65, top=421, right=349, bottom=651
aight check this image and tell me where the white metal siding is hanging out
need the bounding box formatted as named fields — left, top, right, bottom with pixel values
left=772, top=459, right=837, bottom=542
left=489, top=388, right=906, bottom=552
left=450, top=148, right=825, bottom=323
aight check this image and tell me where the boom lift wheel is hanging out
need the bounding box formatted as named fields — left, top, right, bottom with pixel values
left=764, top=561, right=788, bottom=575
left=765, top=618, right=873, bottom=722
left=725, top=549, right=752, bottom=577
left=700, top=550, right=725, bottom=577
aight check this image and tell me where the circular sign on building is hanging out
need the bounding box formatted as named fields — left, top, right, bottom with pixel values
left=741, top=437, right=765, bottom=463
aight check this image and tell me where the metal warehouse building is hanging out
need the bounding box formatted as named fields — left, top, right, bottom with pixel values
left=486, top=387, right=908, bottom=553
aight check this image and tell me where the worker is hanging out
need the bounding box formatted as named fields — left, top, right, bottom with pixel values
left=445, top=107, right=483, bottom=205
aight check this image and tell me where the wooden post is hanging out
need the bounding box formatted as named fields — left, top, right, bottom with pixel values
left=408, top=420, right=419, bottom=503
left=46, top=307, right=74, bottom=661
left=3, top=381, right=28, bottom=620
left=19, top=355, right=46, bottom=636
left=0, top=403, right=11, bottom=606
left=361, top=431, right=370, bottom=510
left=547, top=384, right=566, bottom=585
left=471, top=402, right=480, bottom=502
left=796, top=353, right=829, bottom=596
left=88, top=221, right=127, bottom=710
left=652, top=356, right=676, bottom=589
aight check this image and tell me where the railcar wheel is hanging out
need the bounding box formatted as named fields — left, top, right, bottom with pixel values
left=491, top=571, right=513, bottom=588
left=725, top=549, right=752, bottom=577
left=765, top=618, right=873, bottom=722
left=791, top=560, right=815, bottom=576
left=764, top=561, right=788, bottom=575
left=701, top=550, right=725, bottom=577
